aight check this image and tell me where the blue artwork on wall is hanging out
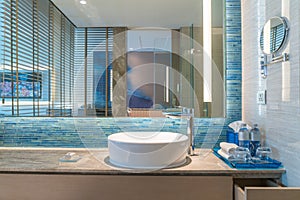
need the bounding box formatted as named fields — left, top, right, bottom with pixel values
left=0, top=72, right=42, bottom=98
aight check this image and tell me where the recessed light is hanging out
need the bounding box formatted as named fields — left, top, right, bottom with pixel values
left=80, top=0, right=87, bottom=5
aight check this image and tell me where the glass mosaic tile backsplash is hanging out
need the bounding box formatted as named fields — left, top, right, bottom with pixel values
left=0, top=117, right=228, bottom=148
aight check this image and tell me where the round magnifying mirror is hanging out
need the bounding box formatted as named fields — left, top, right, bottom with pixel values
left=260, top=17, right=289, bottom=55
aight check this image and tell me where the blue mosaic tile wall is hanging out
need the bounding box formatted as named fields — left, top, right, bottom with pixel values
left=0, top=117, right=226, bottom=148
left=0, top=0, right=241, bottom=148
left=225, top=0, right=242, bottom=122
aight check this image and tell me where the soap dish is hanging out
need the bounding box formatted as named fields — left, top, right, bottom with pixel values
left=59, top=152, right=82, bottom=163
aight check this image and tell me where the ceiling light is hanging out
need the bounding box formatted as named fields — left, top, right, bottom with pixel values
left=80, top=0, right=87, bottom=5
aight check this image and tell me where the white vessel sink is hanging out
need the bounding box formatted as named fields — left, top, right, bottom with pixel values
left=108, top=132, right=189, bottom=169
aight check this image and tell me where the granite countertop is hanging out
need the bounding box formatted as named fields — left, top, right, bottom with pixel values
left=0, top=148, right=285, bottom=179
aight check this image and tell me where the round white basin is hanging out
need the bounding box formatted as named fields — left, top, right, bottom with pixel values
left=108, top=132, right=189, bottom=169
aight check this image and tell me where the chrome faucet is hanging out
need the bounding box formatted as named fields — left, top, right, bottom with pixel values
left=166, top=107, right=195, bottom=156
left=182, top=107, right=195, bottom=156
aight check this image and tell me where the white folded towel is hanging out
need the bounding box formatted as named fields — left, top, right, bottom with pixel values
left=220, top=142, right=238, bottom=154
left=217, top=149, right=234, bottom=160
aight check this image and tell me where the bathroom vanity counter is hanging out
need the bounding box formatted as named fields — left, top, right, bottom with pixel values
left=0, top=147, right=284, bottom=179
left=0, top=148, right=288, bottom=200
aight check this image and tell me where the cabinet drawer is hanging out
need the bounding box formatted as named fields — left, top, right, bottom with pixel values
left=235, top=182, right=300, bottom=200
left=0, top=174, right=232, bottom=200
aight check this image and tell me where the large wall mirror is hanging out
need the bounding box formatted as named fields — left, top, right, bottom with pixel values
left=1, top=0, right=225, bottom=118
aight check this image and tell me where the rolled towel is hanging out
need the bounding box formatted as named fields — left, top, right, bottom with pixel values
left=217, top=149, right=234, bottom=160
left=220, top=142, right=238, bottom=154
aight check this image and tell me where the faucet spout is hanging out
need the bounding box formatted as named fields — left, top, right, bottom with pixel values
left=165, top=107, right=195, bottom=156
left=183, top=107, right=194, bottom=156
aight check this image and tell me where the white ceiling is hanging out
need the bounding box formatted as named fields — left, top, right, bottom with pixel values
left=52, top=0, right=223, bottom=28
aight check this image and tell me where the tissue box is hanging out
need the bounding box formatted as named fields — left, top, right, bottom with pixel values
left=226, top=128, right=238, bottom=145
left=227, top=121, right=252, bottom=145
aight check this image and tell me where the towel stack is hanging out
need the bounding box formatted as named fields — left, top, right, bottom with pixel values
left=217, top=142, right=238, bottom=159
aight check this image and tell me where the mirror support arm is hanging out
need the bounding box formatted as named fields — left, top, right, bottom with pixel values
left=260, top=53, right=289, bottom=79
left=261, top=52, right=289, bottom=67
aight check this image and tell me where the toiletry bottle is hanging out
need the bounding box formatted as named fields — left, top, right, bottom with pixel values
left=238, top=123, right=250, bottom=149
left=250, top=124, right=261, bottom=156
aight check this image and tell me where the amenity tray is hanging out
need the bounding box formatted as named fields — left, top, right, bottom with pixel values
left=213, top=148, right=282, bottom=169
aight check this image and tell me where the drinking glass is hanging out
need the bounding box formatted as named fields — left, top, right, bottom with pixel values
left=256, top=147, right=272, bottom=160
left=233, top=146, right=251, bottom=162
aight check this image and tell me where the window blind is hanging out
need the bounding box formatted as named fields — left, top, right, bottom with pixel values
left=0, top=0, right=75, bottom=116
left=271, top=23, right=284, bottom=52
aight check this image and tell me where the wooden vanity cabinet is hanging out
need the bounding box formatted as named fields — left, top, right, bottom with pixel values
left=2, top=174, right=300, bottom=200
left=0, top=174, right=232, bottom=200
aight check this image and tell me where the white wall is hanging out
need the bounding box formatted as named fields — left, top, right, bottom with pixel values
left=241, top=0, right=300, bottom=186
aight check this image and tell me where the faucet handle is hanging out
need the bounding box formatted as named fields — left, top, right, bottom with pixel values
left=182, top=107, right=194, bottom=116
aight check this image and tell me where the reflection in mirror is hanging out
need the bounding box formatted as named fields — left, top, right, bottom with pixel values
left=260, top=17, right=288, bottom=55
left=0, top=0, right=224, bottom=118
left=125, top=26, right=224, bottom=118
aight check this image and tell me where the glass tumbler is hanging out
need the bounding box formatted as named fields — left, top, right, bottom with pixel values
left=234, top=146, right=251, bottom=162
left=256, top=147, right=272, bottom=160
